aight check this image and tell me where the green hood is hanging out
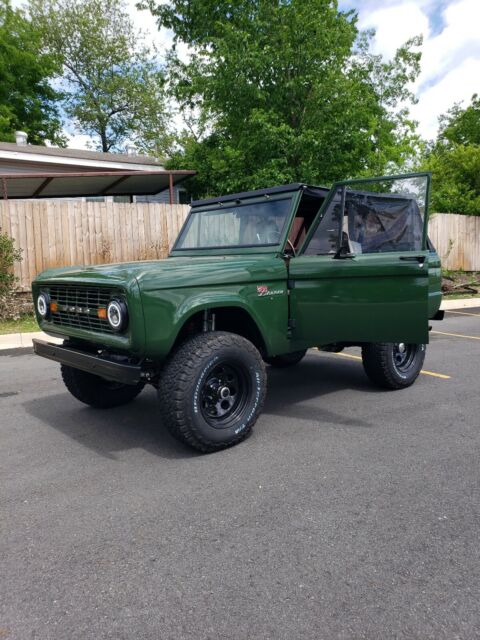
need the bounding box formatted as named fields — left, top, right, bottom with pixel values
left=33, top=255, right=286, bottom=291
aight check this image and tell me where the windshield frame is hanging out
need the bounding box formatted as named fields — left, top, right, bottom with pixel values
left=170, top=190, right=301, bottom=256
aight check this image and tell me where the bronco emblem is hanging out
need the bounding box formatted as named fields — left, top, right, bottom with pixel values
left=256, top=285, right=283, bottom=297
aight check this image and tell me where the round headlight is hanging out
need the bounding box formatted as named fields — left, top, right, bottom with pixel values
left=37, top=293, right=50, bottom=319
left=107, top=299, right=128, bottom=332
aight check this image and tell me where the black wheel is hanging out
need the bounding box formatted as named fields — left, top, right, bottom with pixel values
left=361, top=342, right=426, bottom=390
left=61, top=365, right=145, bottom=408
left=158, top=331, right=266, bottom=453
left=264, top=350, right=307, bottom=368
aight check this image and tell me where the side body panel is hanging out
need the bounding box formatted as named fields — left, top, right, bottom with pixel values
left=289, top=251, right=430, bottom=349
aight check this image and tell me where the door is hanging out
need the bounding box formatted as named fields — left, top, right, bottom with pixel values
left=288, top=173, right=431, bottom=349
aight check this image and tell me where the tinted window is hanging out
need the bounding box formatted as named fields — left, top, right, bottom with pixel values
left=345, top=192, right=423, bottom=253
left=304, top=175, right=427, bottom=255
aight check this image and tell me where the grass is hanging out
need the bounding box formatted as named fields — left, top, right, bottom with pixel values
left=0, top=315, right=39, bottom=335
left=443, top=291, right=480, bottom=300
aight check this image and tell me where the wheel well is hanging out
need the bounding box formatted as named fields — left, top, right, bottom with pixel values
left=174, top=307, right=267, bottom=355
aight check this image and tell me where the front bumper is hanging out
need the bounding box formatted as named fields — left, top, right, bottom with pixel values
left=33, top=339, right=143, bottom=385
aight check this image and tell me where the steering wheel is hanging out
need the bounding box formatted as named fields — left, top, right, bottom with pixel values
left=285, top=239, right=296, bottom=256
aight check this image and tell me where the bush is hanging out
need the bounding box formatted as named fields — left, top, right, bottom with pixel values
left=0, top=228, right=22, bottom=295
left=0, top=229, right=23, bottom=318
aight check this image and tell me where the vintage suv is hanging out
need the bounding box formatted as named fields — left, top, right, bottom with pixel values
left=32, top=172, right=443, bottom=452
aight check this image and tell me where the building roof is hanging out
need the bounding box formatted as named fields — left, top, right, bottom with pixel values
left=0, top=170, right=195, bottom=200
left=0, top=141, right=165, bottom=168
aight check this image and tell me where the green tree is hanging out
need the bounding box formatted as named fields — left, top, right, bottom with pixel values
left=423, top=95, right=480, bottom=215
left=145, top=0, right=422, bottom=197
left=438, top=94, right=480, bottom=146
left=30, top=0, right=171, bottom=154
left=0, top=0, right=63, bottom=145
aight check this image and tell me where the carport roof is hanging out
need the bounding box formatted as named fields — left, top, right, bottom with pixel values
left=0, top=170, right=195, bottom=201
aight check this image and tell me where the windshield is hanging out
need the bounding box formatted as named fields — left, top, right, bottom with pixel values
left=174, top=197, right=293, bottom=250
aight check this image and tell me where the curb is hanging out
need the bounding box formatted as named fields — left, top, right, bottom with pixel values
left=440, top=298, right=480, bottom=310
left=0, top=331, right=62, bottom=351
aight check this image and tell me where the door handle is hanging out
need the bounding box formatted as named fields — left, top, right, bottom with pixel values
left=399, top=255, right=426, bottom=265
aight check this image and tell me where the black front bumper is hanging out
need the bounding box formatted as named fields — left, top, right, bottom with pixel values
left=33, top=339, right=143, bottom=385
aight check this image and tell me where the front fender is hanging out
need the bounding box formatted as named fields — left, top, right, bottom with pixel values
left=141, top=282, right=289, bottom=359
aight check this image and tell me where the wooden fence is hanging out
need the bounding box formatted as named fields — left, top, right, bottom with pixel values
left=1, top=200, right=190, bottom=291
left=1, top=201, right=479, bottom=291
left=429, top=213, right=480, bottom=271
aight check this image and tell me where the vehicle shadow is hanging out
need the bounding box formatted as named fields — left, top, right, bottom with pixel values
left=263, top=352, right=376, bottom=427
left=23, top=387, right=198, bottom=461
left=23, top=352, right=376, bottom=460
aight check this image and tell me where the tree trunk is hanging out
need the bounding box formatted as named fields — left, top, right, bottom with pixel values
left=100, top=129, right=108, bottom=153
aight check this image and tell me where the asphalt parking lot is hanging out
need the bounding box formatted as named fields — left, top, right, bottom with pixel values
left=1, top=308, right=480, bottom=640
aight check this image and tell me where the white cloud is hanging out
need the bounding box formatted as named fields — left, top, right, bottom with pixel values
left=418, top=0, right=480, bottom=89
left=411, top=57, right=480, bottom=139
left=360, top=2, right=430, bottom=60
left=359, top=0, right=480, bottom=140
left=62, top=133, right=94, bottom=150
left=126, top=1, right=174, bottom=56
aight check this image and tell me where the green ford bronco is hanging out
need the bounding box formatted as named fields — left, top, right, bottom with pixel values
left=32, top=172, right=443, bottom=452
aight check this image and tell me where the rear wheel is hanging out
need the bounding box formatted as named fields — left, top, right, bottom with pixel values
left=361, top=342, right=426, bottom=390
left=158, top=331, right=266, bottom=453
left=264, top=350, right=307, bottom=368
left=61, top=365, right=145, bottom=408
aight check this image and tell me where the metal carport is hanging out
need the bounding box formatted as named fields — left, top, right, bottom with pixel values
left=0, top=169, right=195, bottom=203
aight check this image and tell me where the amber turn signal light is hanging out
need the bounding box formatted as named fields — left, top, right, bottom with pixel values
left=97, top=307, right=107, bottom=319
left=50, top=302, right=58, bottom=313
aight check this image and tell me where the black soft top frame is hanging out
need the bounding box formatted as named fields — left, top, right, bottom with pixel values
left=191, top=183, right=330, bottom=208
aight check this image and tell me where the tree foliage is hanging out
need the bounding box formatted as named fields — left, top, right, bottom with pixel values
left=145, top=0, right=422, bottom=198
left=0, top=0, right=63, bottom=145
left=438, top=94, right=480, bottom=146
left=30, top=0, right=171, bottom=154
left=423, top=95, right=480, bottom=215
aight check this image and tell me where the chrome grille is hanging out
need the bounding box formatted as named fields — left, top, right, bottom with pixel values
left=45, top=285, right=122, bottom=334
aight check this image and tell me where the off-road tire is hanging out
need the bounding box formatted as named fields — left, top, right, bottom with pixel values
left=61, top=365, right=145, bottom=408
left=361, top=342, right=426, bottom=390
left=158, top=331, right=267, bottom=453
left=264, top=350, right=307, bottom=368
